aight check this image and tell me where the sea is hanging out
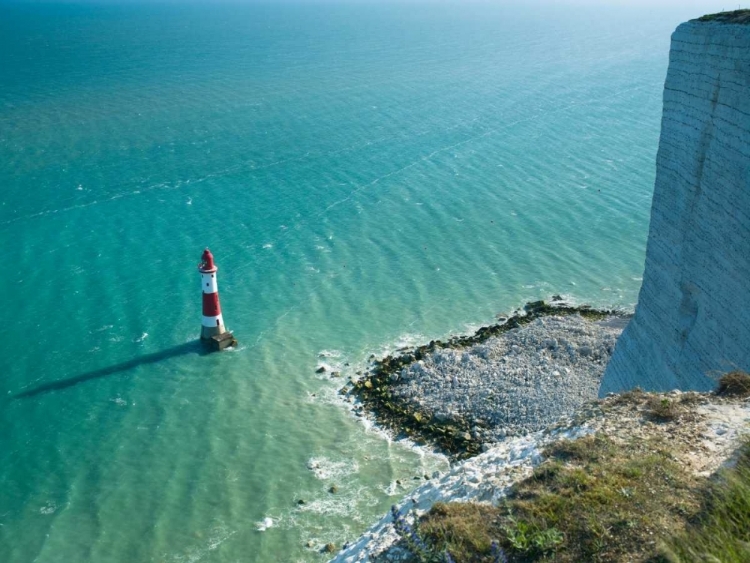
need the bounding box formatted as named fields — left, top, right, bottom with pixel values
left=0, top=1, right=727, bottom=561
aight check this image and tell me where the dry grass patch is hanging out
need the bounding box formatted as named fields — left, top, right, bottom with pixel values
left=607, top=389, right=702, bottom=423
left=716, top=371, right=750, bottom=398
left=609, top=387, right=646, bottom=406
left=644, top=396, right=683, bottom=422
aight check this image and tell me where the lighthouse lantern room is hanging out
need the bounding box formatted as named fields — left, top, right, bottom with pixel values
left=198, top=248, right=236, bottom=351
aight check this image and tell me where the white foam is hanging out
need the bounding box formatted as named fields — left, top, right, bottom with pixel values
left=369, top=333, right=427, bottom=361
left=318, top=349, right=342, bottom=359
left=168, top=526, right=236, bottom=563
left=255, top=517, right=274, bottom=532
left=295, top=490, right=372, bottom=522
left=383, top=480, right=402, bottom=496
left=306, top=457, right=359, bottom=481
left=39, top=502, right=57, bottom=515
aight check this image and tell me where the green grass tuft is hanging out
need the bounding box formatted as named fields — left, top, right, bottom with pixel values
left=659, top=442, right=750, bottom=563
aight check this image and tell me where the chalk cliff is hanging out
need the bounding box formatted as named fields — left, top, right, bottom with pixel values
left=600, top=16, right=750, bottom=395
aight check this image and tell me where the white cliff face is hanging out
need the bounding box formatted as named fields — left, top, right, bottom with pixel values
left=601, top=21, right=750, bottom=395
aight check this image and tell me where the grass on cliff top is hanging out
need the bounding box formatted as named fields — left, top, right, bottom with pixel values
left=661, top=440, right=750, bottom=563
left=414, top=433, right=702, bottom=562
left=697, top=9, right=750, bottom=24
left=412, top=439, right=750, bottom=563
left=406, top=412, right=750, bottom=562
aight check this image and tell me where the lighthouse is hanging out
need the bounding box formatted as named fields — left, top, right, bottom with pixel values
left=198, top=248, right=236, bottom=350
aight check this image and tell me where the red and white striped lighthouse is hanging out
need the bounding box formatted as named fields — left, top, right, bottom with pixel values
left=198, top=248, right=227, bottom=340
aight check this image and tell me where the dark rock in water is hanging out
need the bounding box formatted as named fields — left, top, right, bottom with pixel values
left=297, top=499, right=306, bottom=505
left=552, top=294, right=563, bottom=301
left=524, top=301, right=547, bottom=313
left=329, top=485, right=338, bottom=494
left=315, top=366, right=326, bottom=373
left=323, top=543, right=336, bottom=554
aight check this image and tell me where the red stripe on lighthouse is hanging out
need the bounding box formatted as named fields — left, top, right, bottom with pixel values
left=203, top=292, right=221, bottom=317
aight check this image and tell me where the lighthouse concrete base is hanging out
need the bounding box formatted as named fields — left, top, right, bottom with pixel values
left=203, top=331, right=237, bottom=352
left=201, top=324, right=227, bottom=340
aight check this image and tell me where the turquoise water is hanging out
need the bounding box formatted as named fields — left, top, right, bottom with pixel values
left=0, top=2, right=722, bottom=561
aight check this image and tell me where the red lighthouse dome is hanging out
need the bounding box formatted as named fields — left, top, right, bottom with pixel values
left=199, top=248, right=217, bottom=273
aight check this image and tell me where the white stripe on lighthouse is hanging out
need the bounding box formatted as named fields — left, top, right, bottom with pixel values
left=202, top=314, right=224, bottom=328
left=201, top=273, right=218, bottom=293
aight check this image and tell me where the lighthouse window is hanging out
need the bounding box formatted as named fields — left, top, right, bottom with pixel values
left=206, top=282, right=209, bottom=287
left=216, top=320, right=220, bottom=326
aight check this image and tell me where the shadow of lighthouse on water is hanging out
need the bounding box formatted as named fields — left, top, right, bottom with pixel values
left=14, top=340, right=210, bottom=400
left=15, top=248, right=237, bottom=400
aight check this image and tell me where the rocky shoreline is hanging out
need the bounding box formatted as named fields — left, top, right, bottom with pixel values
left=340, top=300, right=630, bottom=459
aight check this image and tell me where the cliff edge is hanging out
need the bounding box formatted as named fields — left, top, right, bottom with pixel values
left=600, top=16, right=750, bottom=395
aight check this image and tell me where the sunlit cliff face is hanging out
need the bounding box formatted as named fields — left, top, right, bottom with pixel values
left=601, top=17, right=750, bottom=395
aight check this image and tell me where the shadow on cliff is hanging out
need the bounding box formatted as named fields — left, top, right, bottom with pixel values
left=14, top=341, right=207, bottom=399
